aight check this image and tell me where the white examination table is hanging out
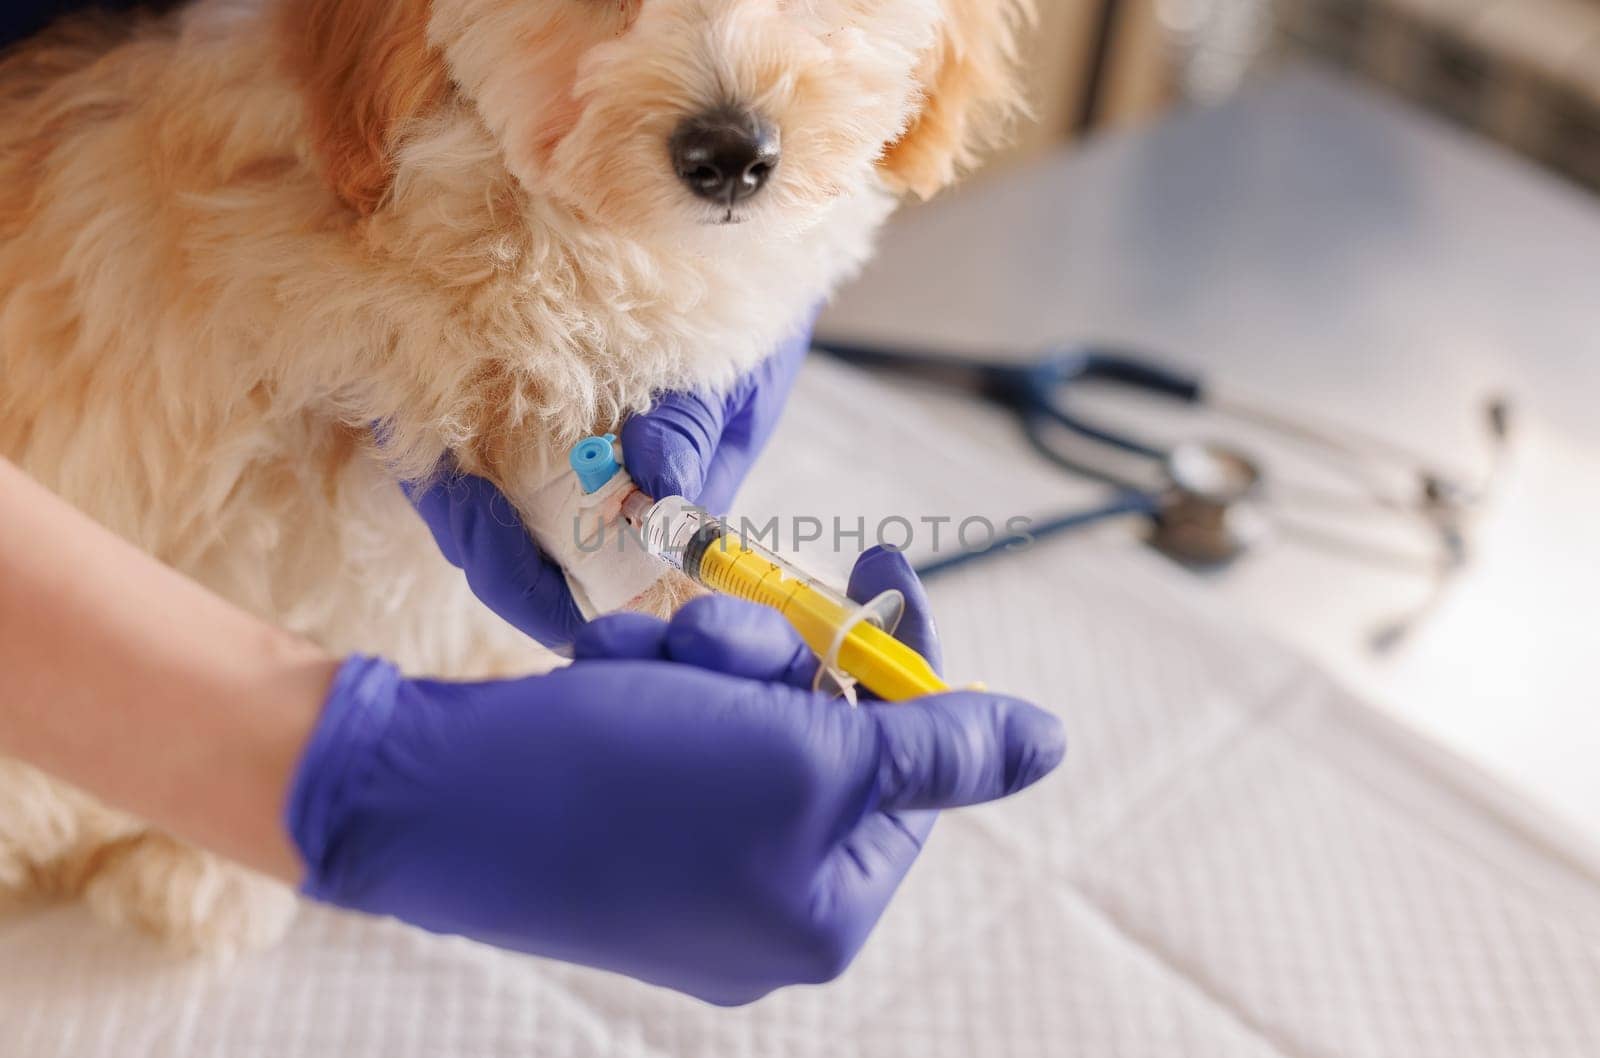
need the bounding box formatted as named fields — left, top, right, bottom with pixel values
left=5, top=353, right=1600, bottom=1056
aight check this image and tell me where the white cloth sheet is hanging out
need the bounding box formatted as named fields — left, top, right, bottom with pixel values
left=4, top=357, right=1599, bottom=1057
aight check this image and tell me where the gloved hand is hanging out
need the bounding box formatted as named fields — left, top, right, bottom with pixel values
left=287, top=547, right=1065, bottom=1005
left=403, top=473, right=587, bottom=646
left=620, top=306, right=815, bottom=513
left=403, top=309, right=816, bottom=645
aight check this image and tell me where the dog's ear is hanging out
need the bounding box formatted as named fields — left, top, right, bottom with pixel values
left=278, top=0, right=450, bottom=215
left=879, top=0, right=1034, bottom=199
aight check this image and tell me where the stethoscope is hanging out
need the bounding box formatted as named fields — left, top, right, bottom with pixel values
left=815, top=339, right=1512, bottom=650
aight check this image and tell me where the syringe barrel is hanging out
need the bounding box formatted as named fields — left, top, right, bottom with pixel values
left=686, top=527, right=853, bottom=609
left=624, top=493, right=947, bottom=700
left=624, top=494, right=714, bottom=572
left=684, top=527, right=862, bottom=669
left=626, top=494, right=853, bottom=648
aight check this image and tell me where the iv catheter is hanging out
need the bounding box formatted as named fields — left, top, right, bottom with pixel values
left=570, top=436, right=949, bottom=703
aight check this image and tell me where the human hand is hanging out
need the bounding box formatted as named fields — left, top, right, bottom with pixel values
left=402, top=472, right=586, bottom=647
left=287, top=547, right=1064, bottom=1004
left=620, top=306, right=816, bottom=513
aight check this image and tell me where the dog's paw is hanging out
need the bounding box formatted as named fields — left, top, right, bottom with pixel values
left=0, top=760, right=140, bottom=907
left=83, top=831, right=297, bottom=955
left=0, top=842, right=30, bottom=911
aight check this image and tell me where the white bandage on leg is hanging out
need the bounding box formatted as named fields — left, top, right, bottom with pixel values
left=516, top=462, right=666, bottom=618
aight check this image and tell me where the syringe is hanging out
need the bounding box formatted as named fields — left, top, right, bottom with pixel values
left=618, top=491, right=949, bottom=702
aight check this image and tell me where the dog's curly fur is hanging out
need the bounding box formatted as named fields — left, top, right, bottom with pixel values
left=0, top=0, right=1029, bottom=951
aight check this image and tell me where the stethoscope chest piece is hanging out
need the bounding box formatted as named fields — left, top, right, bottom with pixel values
left=1148, top=441, right=1270, bottom=566
left=814, top=340, right=1508, bottom=646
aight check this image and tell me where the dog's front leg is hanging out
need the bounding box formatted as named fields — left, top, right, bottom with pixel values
left=462, top=446, right=703, bottom=622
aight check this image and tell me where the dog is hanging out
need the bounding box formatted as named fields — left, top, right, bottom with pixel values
left=0, top=0, right=1029, bottom=951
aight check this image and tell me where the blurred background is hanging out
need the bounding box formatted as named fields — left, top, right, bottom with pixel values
left=993, top=0, right=1600, bottom=192
left=821, top=0, right=1600, bottom=843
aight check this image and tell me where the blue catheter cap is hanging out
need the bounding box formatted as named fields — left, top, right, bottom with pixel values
left=570, top=433, right=621, bottom=493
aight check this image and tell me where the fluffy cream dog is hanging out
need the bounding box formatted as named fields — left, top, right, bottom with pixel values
left=0, top=0, right=1028, bottom=951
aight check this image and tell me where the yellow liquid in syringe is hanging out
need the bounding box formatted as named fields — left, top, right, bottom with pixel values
left=625, top=493, right=948, bottom=702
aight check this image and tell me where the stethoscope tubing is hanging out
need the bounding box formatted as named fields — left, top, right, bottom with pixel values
left=815, top=338, right=1501, bottom=598
left=813, top=340, right=1205, bottom=465
left=913, top=491, right=1160, bottom=580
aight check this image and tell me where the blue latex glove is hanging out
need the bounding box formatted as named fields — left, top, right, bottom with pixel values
left=402, top=474, right=587, bottom=646
left=620, top=307, right=815, bottom=513
left=404, top=310, right=815, bottom=646
left=288, top=547, right=1065, bottom=1005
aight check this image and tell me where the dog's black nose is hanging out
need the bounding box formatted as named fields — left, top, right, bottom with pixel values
left=670, top=108, right=780, bottom=205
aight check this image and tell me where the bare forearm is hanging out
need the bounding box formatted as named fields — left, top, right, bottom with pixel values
left=0, top=457, right=334, bottom=881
